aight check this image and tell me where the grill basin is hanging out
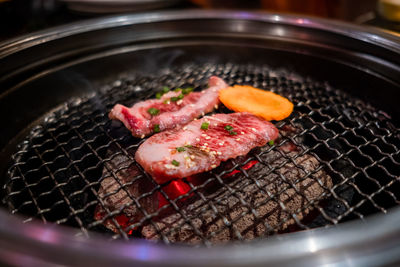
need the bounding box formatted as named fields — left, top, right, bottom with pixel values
left=3, top=63, right=400, bottom=244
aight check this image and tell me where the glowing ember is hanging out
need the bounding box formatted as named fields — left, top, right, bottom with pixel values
left=94, top=206, right=135, bottom=235
left=223, top=160, right=259, bottom=178
left=157, top=161, right=259, bottom=207
left=158, top=180, right=191, bottom=208
left=94, top=161, right=260, bottom=233
left=114, top=214, right=135, bottom=235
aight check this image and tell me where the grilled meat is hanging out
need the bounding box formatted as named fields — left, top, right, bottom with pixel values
left=109, top=76, right=228, bottom=137
left=135, top=112, right=279, bottom=184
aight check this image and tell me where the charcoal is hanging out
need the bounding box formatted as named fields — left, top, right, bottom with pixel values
left=95, top=143, right=158, bottom=233
left=141, top=149, right=332, bottom=244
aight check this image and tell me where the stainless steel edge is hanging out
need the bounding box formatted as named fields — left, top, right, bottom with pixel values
left=0, top=10, right=399, bottom=58
left=0, top=206, right=399, bottom=266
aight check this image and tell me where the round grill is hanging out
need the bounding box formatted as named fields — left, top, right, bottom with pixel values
left=3, top=63, right=400, bottom=245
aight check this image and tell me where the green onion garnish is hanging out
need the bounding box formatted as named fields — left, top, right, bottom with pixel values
left=224, top=125, right=233, bottom=131
left=176, top=147, right=185, bottom=152
left=178, top=94, right=184, bottom=100
left=170, top=96, right=179, bottom=102
left=153, top=124, right=160, bottom=133
left=147, top=107, right=160, bottom=116
left=156, top=86, right=170, bottom=99
left=268, top=140, right=275, bottom=146
left=182, top=87, right=194, bottom=95
left=162, top=86, right=170, bottom=93
left=201, top=122, right=209, bottom=130
left=174, top=88, right=181, bottom=92
left=229, top=131, right=238, bottom=135
left=171, top=160, right=180, bottom=166
left=184, top=145, right=192, bottom=148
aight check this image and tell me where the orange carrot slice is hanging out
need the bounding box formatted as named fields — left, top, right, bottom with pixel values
left=219, top=85, right=293, bottom=121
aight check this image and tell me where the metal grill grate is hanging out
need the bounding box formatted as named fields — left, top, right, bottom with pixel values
left=3, top=63, right=400, bottom=245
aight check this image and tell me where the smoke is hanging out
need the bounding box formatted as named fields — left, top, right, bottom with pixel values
left=141, top=48, right=185, bottom=75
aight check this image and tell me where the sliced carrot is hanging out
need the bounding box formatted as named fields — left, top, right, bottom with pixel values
left=219, top=85, right=293, bottom=121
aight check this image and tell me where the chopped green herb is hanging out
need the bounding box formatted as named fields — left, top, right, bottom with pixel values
left=170, top=96, right=179, bottom=102
left=147, top=107, right=160, bottom=116
left=176, top=147, right=186, bottom=152
left=174, top=88, right=182, bottom=92
left=184, top=145, right=193, bottom=148
left=156, top=86, right=170, bottom=99
left=163, top=99, right=170, bottom=104
left=153, top=124, right=160, bottom=133
left=229, top=131, right=238, bottom=135
left=268, top=140, right=275, bottom=146
left=171, top=160, right=180, bottom=166
left=162, top=86, right=170, bottom=93
left=201, top=122, right=210, bottom=130
left=224, top=125, right=233, bottom=131
left=182, top=87, right=194, bottom=95
left=178, top=94, right=184, bottom=100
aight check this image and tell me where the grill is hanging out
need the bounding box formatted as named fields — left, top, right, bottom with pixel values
left=1, top=10, right=400, bottom=266
left=3, top=62, right=400, bottom=245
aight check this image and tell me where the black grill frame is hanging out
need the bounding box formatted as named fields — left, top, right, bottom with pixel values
left=3, top=63, right=400, bottom=245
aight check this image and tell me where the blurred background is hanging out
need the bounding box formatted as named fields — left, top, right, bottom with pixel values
left=0, top=0, right=399, bottom=41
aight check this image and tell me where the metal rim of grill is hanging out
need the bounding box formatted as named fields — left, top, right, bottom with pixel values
left=0, top=10, right=400, bottom=267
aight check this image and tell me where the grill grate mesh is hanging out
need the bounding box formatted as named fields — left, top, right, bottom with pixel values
left=3, top=63, right=400, bottom=245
